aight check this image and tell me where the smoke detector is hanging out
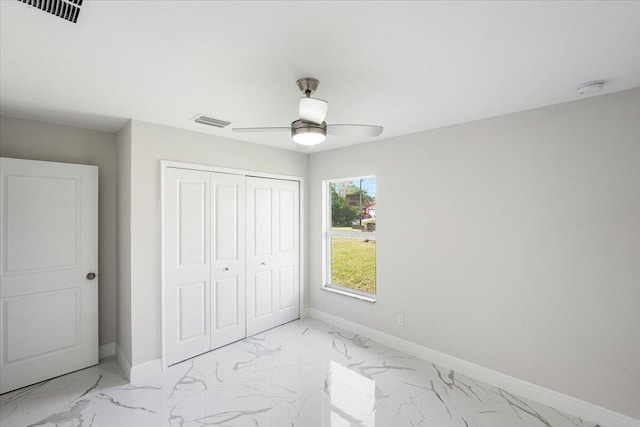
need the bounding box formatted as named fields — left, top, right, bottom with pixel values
left=576, top=81, right=605, bottom=95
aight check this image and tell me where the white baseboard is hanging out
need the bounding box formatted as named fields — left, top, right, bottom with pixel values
left=129, top=358, right=162, bottom=383
left=306, top=308, right=639, bottom=427
left=115, top=345, right=131, bottom=379
left=99, top=342, right=116, bottom=359
left=115, top=344, right=162, bottom=382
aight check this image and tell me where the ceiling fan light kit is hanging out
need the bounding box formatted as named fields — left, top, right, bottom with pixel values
left=291, top=120, right=326, bottom=145
left=232, top=77, right=383, bottom=146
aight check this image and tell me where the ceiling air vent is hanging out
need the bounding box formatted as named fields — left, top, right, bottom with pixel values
left=194, top=115, right=231, bottom=128
left=19, top=0, right=83, bottom=23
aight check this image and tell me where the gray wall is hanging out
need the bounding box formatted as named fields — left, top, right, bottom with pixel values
left=116, top=121, right=132, bottom=365
left=308, top=88, right=640, bottom=418
left=126, top=120, right=309, bottom=366
left=0, top=116, right=118, bottom=347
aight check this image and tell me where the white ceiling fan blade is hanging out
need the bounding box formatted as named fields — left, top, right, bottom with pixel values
left=299, top=97, right=328, bottom=124
left=326, top=124, right=383, bottom=137
left=232, top=127, right=290, bottom=133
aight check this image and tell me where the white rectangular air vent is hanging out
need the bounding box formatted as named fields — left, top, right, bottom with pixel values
left=194, top=115, right=231, bottom=128
left=19, top=0, right=83, bottom=23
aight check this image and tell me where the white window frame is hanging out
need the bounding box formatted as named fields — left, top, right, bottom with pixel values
left=322, top=176, right=376, bottom=303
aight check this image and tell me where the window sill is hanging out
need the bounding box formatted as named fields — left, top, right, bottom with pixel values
left=321, top=285, right=376, bottom=303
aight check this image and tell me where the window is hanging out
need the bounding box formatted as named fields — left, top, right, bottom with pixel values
left=323, top=177, right=376, bottom=301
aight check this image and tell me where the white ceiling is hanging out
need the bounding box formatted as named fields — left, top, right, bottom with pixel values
left=1, top=1, right=639, bottom=152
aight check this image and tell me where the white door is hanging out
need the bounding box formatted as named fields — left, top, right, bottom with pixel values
left=0, top=157, right=98, bottom=394
left=273, top=179, right=300, bottom=326
left=246, top=177, right=299, bottom=336
left=210, top=172, right=245, bottom=349
left=164, top=168, right=212, bottom=365
left=164, top=169, right=247, bottom=365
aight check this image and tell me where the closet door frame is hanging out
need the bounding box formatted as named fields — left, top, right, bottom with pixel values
left=160, top=160, right=304, bottom=370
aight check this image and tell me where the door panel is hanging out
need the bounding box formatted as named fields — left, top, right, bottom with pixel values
left=246, top=178, right=275, bottom=335
left=253, top=187, right=272, bottom=256
left=177, top=282, right=207, bottom=342
left=213, top=184, right=238, bottom=261
left=5, top=176, right=78, bottom=273
left=164, top=168, right=211, bottom=365
left=278, top=189, right=295, bottom=254
left=277, top=267, right=295, bottom=311
left=0, top=157, right=98, bottom=393
left=5, top=289, right=79, bottom=362
left=253, top=271, right=273, bottom=319
left=246, top=177, right=299, bottom=336
left=213, top=277, right=238, bottom=330
left=210, top=173, right=245, bottom=350
left=273, top=181, right=300, bottom=326
left=178, top=181, right=207, bottom=266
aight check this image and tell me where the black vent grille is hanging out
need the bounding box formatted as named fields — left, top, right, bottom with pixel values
left=19, top=0, right=83, bottom=23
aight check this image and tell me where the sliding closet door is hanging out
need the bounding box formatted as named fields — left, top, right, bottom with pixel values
left=164, top=168, right=211, bottom=365
left=246, top=177, right=299, bottom=336
left=210, top=173, right=245, bottom=349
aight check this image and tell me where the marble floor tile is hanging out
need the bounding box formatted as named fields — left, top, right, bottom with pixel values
left=470, top=388, right=600, bottom=427
left=0, top=318, right=601, bottom=427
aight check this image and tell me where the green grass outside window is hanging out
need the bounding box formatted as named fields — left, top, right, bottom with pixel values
left=330, top=236, right=376, bottom=293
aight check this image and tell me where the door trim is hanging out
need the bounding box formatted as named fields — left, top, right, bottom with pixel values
left=160, top=160, right=305, bottom=370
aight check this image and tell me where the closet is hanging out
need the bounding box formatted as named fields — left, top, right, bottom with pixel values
left=162, top=165, right=300, bottom=366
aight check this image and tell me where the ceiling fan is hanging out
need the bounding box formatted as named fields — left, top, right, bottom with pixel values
left=232, top=78, right=383, bottom=146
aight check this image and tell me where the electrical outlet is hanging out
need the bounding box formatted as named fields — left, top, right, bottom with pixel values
left=397, top=315, right=404, bottom=326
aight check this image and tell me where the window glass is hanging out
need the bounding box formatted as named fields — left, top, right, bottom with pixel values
left=325, top=177, right=376, bottom=296
left=330, top=236, right=376, bottom=293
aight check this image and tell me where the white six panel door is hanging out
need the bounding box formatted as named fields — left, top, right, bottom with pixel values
left=0, top=157, right=98, bottom=393
left=210, top=172, right=245, bottom=349
left=246, top=177, right=299, bottom=336
left=164, top=168, right=212, bottom=365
